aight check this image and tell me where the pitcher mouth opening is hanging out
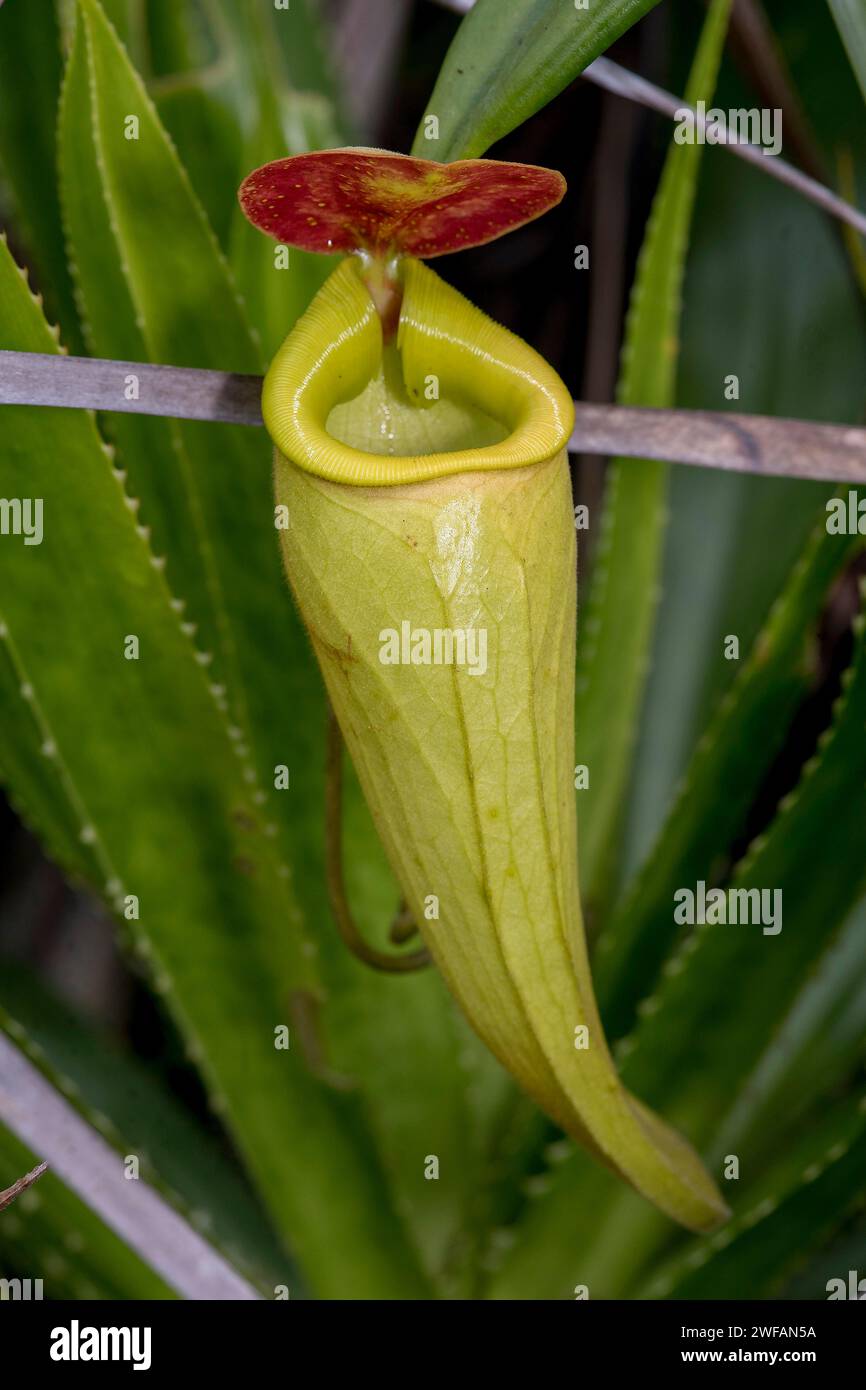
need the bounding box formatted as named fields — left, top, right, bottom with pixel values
left=261, top=255, right=575, bottom=488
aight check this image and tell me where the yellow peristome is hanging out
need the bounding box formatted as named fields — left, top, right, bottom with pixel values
left=266, top=257, right=728, bottom=1234
left=262, top=255, right=574, bottom=485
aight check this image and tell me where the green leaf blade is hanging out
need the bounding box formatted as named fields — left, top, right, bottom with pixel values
left=0, top=0, right=83, bottom=350
left=596, top=517, right=861, bottom=1038
left=828, top=0, right=866, bottom=104
left=638, top=1094, right=866, bottom=1299
left=412, top=0, right=664, bottom=161
left=619, top=591, right=866, bottom=1138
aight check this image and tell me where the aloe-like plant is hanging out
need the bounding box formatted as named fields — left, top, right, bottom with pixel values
left=1, top=0, right=866, bottom=1302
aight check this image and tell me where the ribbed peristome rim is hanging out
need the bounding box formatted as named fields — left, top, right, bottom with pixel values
left=262, top=256, right=574, bottom=487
